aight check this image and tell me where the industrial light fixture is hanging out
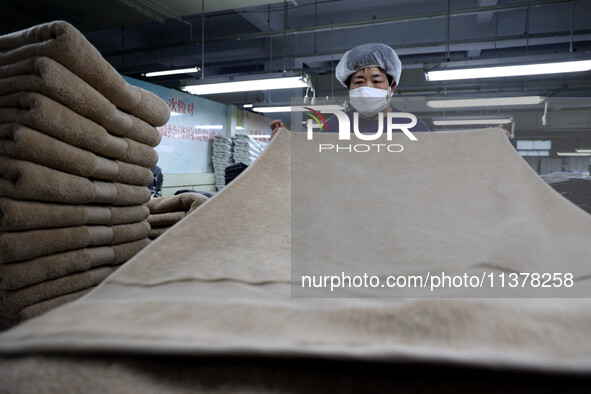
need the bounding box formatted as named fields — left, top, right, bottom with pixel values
left=433, top=118, right=512, bottom=126
left=194, top=125, right=223, bottom=129
left=425, top=60, right=591, bottom=81
left=181, top=72, right=310, bottom=95
left=427, top=96, right=543, bottom=108
left=144, top=67, right=200, bottom=77
left=243, top=104, right=253, bottom=108
left=252, top=105, right=344, bottom=113
left=575, top=149, right=591, bottom=153
left=557, top=152, right=591, bottom=157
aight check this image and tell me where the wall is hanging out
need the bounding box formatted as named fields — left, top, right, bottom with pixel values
left=123, top=77, right=273, bottom=195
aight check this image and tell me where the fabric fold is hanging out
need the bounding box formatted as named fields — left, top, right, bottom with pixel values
left=0, top=198, right=149, bottom=231
left=0, top=221, right=150, bottom=264
left=0, top=92, right=158, bottom=168
left=0, top=156, right=151, bottom=205
left=0, top=288, right=93, bottom=326
left=0, top=238, right=150, bottom=291
left=146, top=193, right=208, bottom=215
left=0, top=21, right=169, bottom=126
left=0, top=266, right=115, bottom=315
left=0, top=123, right=152, bottom=185
left=0, top=56, right=161, bottom=147
left=147, top=211, right=186, bottom=227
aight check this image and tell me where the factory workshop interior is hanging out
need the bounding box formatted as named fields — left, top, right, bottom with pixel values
left=1, top=0, right=591, bottom=392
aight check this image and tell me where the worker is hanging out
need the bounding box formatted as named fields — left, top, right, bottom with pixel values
left=270, top=43, right=429, bottom=137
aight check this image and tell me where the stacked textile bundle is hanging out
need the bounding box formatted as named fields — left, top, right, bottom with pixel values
left=0, top=21, right=170, bottom=325
left=212, top=135, right=233, bottom=190
left=225, top=162, right=249, bottom=186
left=232, top=134, right=267, bottom=165
left=147, top=193, right=208, bottom=240
left=541, top=172, right=591, bottom=215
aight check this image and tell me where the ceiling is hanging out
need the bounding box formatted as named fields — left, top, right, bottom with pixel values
left=1, top=0, right=591, bottom=143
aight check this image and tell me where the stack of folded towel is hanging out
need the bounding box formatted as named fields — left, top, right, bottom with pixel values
left=212, top=135, right=233, bottom=190
left=232, top=134, right=267, bottom=165
left=0, top=21, right=170, bottom=325
left=147, top=193, right=208, bottom=240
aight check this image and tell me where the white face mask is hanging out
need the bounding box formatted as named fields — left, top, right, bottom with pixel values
left=349, top=86, right=391, bottom=118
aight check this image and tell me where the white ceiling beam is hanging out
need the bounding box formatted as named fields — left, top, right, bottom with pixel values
left=477, top=0, right=498, bottom=23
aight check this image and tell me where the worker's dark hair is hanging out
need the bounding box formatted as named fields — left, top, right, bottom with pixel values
left=345, top=67, right=394, bottom=90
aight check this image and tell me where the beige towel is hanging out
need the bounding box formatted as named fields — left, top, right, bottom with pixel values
left=0, top=123, right=153, bottom=185
left=0, top=21, right=169, bottom=126
left=0, top=266, right=115, bottom=316
left=147, top=211, right=186, bottom=228
left=148, top=226, right=170, bottom=240
left=0, top=57, right=161, bottom=147
left=0, top=288, right=93, bottom=327
left=0, top=221, right=151, bottom=264
left=147, top=212, right=187, bottom=240
left=0, top=92, right=158, bottom=168
left=147, top=194, right=209, bottom=215
left=0, top=238, right=150, bottom=291
left=0, top=198, right=149, bottom=231
left=3, top=129, right=591, bottom=389
left=0, top=156, right=151, bottom=205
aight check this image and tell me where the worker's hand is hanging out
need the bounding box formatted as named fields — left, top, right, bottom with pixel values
left=269, top=119, right=284, bottom=140
left=497, top=124, right=511, bottom=139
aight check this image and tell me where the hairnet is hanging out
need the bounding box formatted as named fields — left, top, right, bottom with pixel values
left=335, top=43, right=402, bottom=89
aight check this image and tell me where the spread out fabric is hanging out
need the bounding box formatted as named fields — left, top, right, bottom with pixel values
left=1, top=128, right=591, bottom=391
left=146, top=193, right=208, bottom=239
left=0, top=22, right=168, bottom=325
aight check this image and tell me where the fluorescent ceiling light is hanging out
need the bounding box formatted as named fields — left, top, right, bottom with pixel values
left=236, top=126, right=245, bottom=130
left=433, top=118, right=512, bottom=126
left=557, top=152, right=591, bottom=156
left=252, top=106, right=292, bottom=113
left=575, top=149, right=591, bottom=153
left=243, top=104, right=253, bottom=108
left=427, top=96, right=543, bottom=108
left=183, top=76, right=308, bottom=95
left=194, top=125, right=223, bottom=129
left=252, top=105, right=344, bottom=113
left=144, top=67, right=200, bottom=77
left=425, top=60, right=591, bottom=81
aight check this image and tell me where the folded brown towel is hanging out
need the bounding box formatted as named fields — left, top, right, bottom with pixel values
left=0, top=287, right=93, bottom=326
left=147, top=211, right=186, bottom=227
left=0, top=156, right=151, bottom=205
left=0, top=21, right=169, bottom=126
left=148, top=227, right=170, bottom=240
left=0, top=198, right=149, bottom=231
left=0, top=238, right=150, bottom=290
left=147, top=194, right=209, bottom=215
left=0, top=57, right=161, bottom=147
left=0, top=221, right=151, bottom=264
left=0, top=266, right=115, bottom=315
left=0, top=92, right=158, bottom=168
left=0, top=124, right=152, bottom=185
